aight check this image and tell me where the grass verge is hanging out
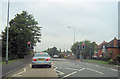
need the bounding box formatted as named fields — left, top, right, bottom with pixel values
left=84, top=59, right=109, bottom=64
left=1, top=59, right=24, bottom=65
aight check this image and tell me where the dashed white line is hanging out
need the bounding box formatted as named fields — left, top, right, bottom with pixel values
left=78, top=68, right=86, bottom=71
left=63, top=71, right=77, bottom=78
left=110, top=68, right=118, bottom=72
left=87, top=68, right=104, bottom=75
left=95, top=65, right=100, bottom=67
left=73, top=63, right=75, bottom=65
left=56, top=70, right=64, bottom=75
left=65, top=68, right=78, bottom=71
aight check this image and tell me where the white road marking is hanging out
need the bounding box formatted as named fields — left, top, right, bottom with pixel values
left=54, top=66, right=58, bottom=70
left=76, top=65, right=82, bottom=67
left=87, top=68, right=104, bottom=75
left=63, top=71, right=77, bottom=78
left=65, top=68, right=78, bottom=71
left=95, top=65, right=100, bottom=67
left=78, top=68, right=86, bottom=71
left=5, top=64, right=28, bottom=76
left=110, top=68, right=118, bottom=72
left=12, top=68, right=26, bottom=77
left=56, top=70, right=64, bottom=75
left=73, top=63, right=75, bottom=65
left=30, top=64, right=32, bottom=67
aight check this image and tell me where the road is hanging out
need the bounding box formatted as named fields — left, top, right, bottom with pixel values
left=52, top=58, right=119, bottom=79
left=6, top=63, right=58, bottom=78
left=2, top=58, right=119, bottom=79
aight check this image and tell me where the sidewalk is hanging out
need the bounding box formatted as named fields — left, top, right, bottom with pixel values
left=2, top=56, right=32, bottom=77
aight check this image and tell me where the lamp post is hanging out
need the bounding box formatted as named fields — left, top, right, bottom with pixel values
left=68, top=26, right=76, bottom=59
left=6, top=0, right=10, bottom=64
left=68, top=26, right=75, bottom=44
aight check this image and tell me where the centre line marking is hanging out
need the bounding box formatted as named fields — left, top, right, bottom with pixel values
left=65, top=68, right=78, bottom=71
left=87, top=68, right=104, bottom=75
left=79, top=68, right=86, bottom=71
left=63, top=71, right=77, bottom=78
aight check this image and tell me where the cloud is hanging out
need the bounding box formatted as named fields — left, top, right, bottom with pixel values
left=1, top=1, right=118, bottom=51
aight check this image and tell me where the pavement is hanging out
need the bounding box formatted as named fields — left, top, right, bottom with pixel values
left=2, top=58, right=31, bottom=77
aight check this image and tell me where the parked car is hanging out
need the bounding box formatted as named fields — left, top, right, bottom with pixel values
left=32, top=52, right=51, bottom=68
left=53, top=55, right=58, bottom=58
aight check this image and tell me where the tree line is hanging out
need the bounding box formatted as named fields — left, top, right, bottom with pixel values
left=43, top=40, right=98, bottom=59
left=2, top=11, right=41, bottom=60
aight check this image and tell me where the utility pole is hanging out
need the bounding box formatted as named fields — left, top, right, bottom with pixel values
left=6, top=0, right=10, bottom=64
left=68, top=26, right=76, bottom=59
left=68, top=26, right=75, bottom=44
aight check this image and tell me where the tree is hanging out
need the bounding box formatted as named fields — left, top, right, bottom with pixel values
left=2, top=11, right=41, bottom=59
left=43, top=47, right=59, bottom=57
left=71, top=40, right=98, bottom=59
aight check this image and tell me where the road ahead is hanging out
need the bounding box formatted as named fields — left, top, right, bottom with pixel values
left=52, top=58, right=119, bottom=79
left=3, top=58, right=119, bottom=79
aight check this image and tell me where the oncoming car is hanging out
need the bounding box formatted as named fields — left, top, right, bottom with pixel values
left=32, top=52, right=51, bottom=68
left=53, top=55, right=58, bottom=58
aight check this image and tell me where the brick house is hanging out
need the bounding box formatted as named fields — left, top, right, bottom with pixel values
left=97, top=37, right=120, bottom=60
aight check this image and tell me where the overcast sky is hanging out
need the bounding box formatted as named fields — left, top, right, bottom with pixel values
left=1, top=0, right=119, bottom=51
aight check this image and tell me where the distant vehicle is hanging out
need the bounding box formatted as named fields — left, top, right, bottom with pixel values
left=32, top=52, right=51, bottom=68
left=53, top=55, right=58, bottom=58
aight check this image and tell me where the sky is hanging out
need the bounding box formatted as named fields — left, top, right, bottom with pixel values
left=1, top=0, right=119, bottom=52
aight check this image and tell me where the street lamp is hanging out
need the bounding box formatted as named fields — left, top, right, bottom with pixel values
left=68, top=26, right=76, bottom=59
left=6, top=0, right=10, bottom=64
left=68, top=26, right=75, bottom=44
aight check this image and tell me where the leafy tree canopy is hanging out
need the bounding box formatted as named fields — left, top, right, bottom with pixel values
left=71, top=40, right=98, bottom=59
left=2, top=11, right=41, bottom=59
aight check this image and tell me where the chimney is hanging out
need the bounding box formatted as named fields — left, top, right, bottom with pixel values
left=114, top=37, right=117, bottom=47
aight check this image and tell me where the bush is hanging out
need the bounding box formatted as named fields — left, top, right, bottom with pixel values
left=92, top=57, right=111, bottom=61
left=116, top=55, right=120, bottom=62
left=109, top=59, right=117, bottom=65
left=58, top=54, right=64, bottom=58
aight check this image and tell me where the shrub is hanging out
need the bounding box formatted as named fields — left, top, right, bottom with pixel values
left=116, top=55, right=120, bottom=62
left=92, top=57, right=111, bottom=61
left=109, top=59, right=117, bottom=65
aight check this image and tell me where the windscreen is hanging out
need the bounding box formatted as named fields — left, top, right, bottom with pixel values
left=34, top=53, right=49, bottom=57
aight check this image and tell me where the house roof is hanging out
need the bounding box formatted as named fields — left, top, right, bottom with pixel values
left=98, top=38, right=120, bottom=49
left=118, top=40, right=120, bottom=47
left=107, top=39, right=120, bottom=48
left=98, top=41, right=108, bottom=49
left=107, top=40, right=114, bottom=48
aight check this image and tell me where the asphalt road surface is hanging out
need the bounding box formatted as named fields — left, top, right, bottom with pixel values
left=5, top=62, right=58, bottom=78
left=52, top=58, right=119, bottom=79
left=2, top=58, right=119, bottom=79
